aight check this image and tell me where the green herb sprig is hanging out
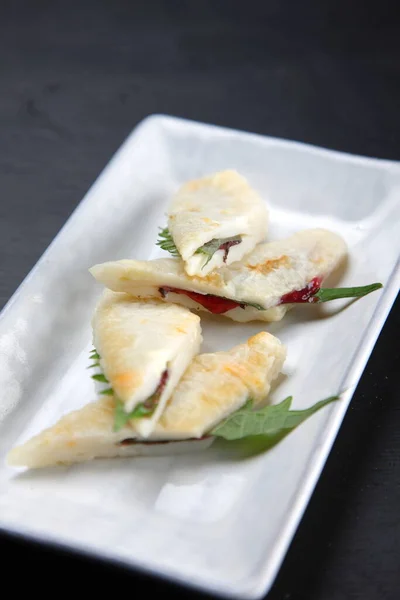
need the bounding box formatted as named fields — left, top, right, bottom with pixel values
left=313, top=283, right=383, bottom=303
left=88, top=349, right=153, bottom=430
left=156, top=227, right=180, bottom=257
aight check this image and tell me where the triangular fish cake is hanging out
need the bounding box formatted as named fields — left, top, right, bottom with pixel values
left=167, top=170, right=269, bottom=276
left=92, top=291, right=202, bottom=436
left=7, top=332, right=286, bottom=468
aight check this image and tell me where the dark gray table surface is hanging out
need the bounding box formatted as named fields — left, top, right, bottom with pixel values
left=0, top=2, right=399, bottom=599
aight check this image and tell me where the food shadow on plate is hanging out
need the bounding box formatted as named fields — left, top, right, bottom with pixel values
left=11, top=453, right=183, bottom=511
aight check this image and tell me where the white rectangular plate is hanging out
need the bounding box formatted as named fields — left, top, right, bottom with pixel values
left=0, top=115, right=399, bottom=599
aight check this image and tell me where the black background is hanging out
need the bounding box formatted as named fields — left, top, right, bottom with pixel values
left=0, top=1, right=399, bottom=599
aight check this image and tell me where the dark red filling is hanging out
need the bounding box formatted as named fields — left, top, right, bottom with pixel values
left=279, top=277, right=322, bottom=304
left=159, top=276, right=324, bottom=315
left=159, top=287, right=243, bottom=314
left=219, top=239, right=241, bottom=263
left=118, top=435, right=211, bottom=447
left=143, top=368, right=169, bottom=410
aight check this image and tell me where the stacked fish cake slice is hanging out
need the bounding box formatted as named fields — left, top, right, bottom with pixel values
left=8, top=170, right=382, bottom=468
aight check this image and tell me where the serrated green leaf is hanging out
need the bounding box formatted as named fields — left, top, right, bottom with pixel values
left=89, top=350, right=100, bottom=359
left=314, top=282, right=383, bottom=303
left=156, top=227, right=181, bottom=257
left=91, top=373, right=109, bottom=383
left=87, top=362, right=100, bottom=369
left=99, top=388, right=114, bottom=396
left=113, top=399, right=155, bottom=431
left=211, top=395, right=339, bottom=440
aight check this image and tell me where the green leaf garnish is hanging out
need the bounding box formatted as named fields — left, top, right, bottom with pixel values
left=195, top=235, right=242, bottom=268
left=88, top=347, right=157, bottom=430
left=314, top=282, right=383, bottom=303
left=241, top=300, right=265, bottom=311
left=113, top=399, right=155, bottom=431
left=156, top=227, right=181, bottom=257
left=91, top=373, right=109, bottom=383
left=211, top=395, right=339, bottom=440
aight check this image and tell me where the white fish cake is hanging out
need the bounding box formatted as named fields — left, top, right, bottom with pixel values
left=7, top=332, right=286, bottom=468
left=92, top=291, right=202, bottom=437
left=91, top=229, right=347, bottom=323
left=167, top=170, right=269, bottom=276
left=156, top=330, right=286, bottom=438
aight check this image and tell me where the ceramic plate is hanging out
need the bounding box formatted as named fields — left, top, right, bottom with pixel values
left=0, top=115, right=399, bottom=598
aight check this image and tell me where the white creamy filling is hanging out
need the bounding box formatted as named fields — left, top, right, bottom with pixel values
left=157, top=292, right=289, bottom=323
left=176, top=216, right=250, bottom=260
left=218, top=304, right=289, bottom=323
left=116, top=359, right=167, bottom=414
